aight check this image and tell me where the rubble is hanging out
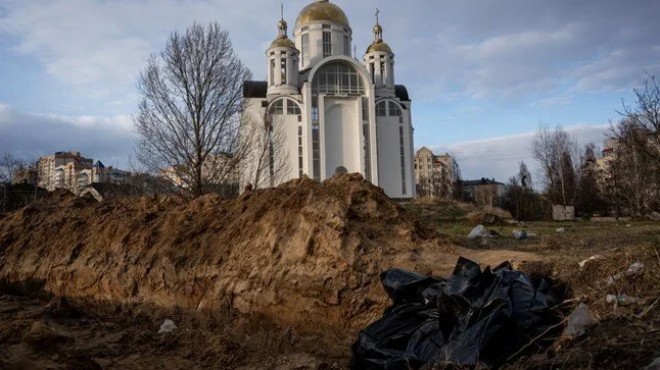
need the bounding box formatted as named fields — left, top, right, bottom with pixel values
left=563, top=304, right=596, bottom=339
left=578, top=255, right=605, bottom=268
left=158, top=319, right=178, bottom=334
left=467, top=225, right=498, bottom=240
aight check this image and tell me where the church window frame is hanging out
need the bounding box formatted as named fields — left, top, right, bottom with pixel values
left=312, top=62, right=365, bottom=96
left=322, top=28, right=332, bottom=57
left=269, top=99, right=284, bottom=115
left=280, top=57, right=287, bottom=84
left=376, top=101, right=387, bottom=117
left=301, top=33, right=310, bottom=65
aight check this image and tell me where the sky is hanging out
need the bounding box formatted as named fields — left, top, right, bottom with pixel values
left=1, top=0, right=659, bottom=183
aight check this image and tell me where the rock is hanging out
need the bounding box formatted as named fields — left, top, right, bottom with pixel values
left=512, top=230, right=527, bottom=240
left=468, top=225, right=495, bottom=240
left=556, top=227, right=566, bottom=233
left=563, top=304, right=596, bottom=339
left=578, top=255, right=605, bottom=268
left=649, top=212, right=660, bottom=221
left=158, top=319, right=178, bottom=334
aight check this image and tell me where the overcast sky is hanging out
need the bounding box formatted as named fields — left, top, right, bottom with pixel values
left=1, top=0, right=659, bottom=183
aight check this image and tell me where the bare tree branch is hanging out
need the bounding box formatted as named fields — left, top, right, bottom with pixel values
left=135, top=22, right=252, bottom=199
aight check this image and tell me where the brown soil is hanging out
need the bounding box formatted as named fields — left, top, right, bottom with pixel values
left=4, top=174, right=652, bottom=369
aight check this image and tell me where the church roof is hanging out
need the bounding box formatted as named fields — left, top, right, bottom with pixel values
left=244, top=80, right=409, bottom=101
left=243, top=81, right=268, bottom=98
left=295, top=0, right=350, bottom=30
left=395, top=85, right=410, bottom=102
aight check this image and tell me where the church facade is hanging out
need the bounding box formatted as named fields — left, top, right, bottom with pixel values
left=241, top=0, right=415, bottom=199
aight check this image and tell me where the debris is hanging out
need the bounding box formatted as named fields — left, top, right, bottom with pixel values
left=606, top=294, right=639, bottom=307
left=158, top=319, right=178, bottom=334
left=624, top=262, right=644, bottom=276
left=649, top=212, right=660, bottom=221
left=512, top=230, right=527, bottom=240
left=556, top=227, right=566, bottom=233
left=467, top=225, right=495, bottom=240
left=606, top=262, right=645, bottom=285
left=578, top=255, right=605, bottom=268
left=351, top=258, right=563, bottom=368
left=563, top=304, right=596, bottom=340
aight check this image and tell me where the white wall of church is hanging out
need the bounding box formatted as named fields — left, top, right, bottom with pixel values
left=321, top=97, right=362, bottom=177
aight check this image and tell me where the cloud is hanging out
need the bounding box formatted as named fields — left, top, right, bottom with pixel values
left=0, top=103, right=135, bottom=167
left=430, top=124, right=610, bottom=184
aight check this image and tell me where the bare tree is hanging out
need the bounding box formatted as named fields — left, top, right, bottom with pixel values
left=135, top=22, right=252, bottom=199
left=0, top=153, right=25, bottom=184
left=532, top=125, right=581, bottom=206
left=242, top=112, right=291, bottom=190
left=0, top=153, right=27, bottom=213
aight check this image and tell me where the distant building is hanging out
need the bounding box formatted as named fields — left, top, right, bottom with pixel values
left=414, top=147, right=460, bottom=199
left=37, top=152, right=93, bottom=192
left=161, top=154, right=240, bottom=193
left=37, top=152, right=131, bottom=194
left=461, top=178, right=506, bottom=207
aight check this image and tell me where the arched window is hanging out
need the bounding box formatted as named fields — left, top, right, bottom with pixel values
left=376, top=101, right=387, bottom=117
left=312, top=62, right=365, bottom=96
left=269, top=100, right=284, bottom=115
left=269, top=99, right=302, bottom=121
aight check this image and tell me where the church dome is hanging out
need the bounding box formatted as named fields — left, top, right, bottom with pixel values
left=367, top=41, right=392, bottom=53
left=295, top=0, right=350, bottom=29
left=271, top=37, right=296, bottom=48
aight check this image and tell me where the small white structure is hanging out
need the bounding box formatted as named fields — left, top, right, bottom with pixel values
left=241, top=0, right=415, bottom=199
left=553, top=205, right=576, bottom=221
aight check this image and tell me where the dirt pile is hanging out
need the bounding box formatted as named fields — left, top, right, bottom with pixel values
left=0, top=174, right=451, bottom=345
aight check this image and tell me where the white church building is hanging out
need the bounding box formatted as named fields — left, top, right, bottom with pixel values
left=241, top=0, right=415, bottom=199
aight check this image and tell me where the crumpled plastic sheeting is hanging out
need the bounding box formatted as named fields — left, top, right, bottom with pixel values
left=351, top=257, right=562, bottom=369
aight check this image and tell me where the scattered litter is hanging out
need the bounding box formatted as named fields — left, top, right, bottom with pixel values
left=563, top=304, right=596, bottom=339
left=526, top=232, right=537, bottom=238
left=606, top=262, right=645, bottom=286
left=467, top=225, right=497, bottom=240
left=578, top=255, right=605, bottom=269
left=606, top=294, right=639, bottom=307
left=624, top=262, right=644, bottom=276
left=158, top=319, right=178, bottom=334
left=556, top=227, right=566, bottom=233
left=626, top=224, right=632, bottom=228
left=512, top=230, right=527, bottom=240
left=351, top=258, right=563, bottom=368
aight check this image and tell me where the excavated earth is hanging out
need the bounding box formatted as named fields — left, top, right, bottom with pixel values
left=0, top=174, right=542, bottom=369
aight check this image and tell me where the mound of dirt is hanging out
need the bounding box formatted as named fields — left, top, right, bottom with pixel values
left=0, top=174, right=452, bottom=349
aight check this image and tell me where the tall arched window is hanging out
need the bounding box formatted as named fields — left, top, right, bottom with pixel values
left=312, top=62, right=365, bottom=96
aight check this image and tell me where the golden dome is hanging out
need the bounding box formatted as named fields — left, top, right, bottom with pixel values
left=295, top=0, right=350, bottom=29
left=367, top=41, right=392, bottom=53
left=271, top=37, right=296, bottom=49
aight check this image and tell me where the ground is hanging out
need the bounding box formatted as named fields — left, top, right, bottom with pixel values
left=0, top=193, right=659, bottom=369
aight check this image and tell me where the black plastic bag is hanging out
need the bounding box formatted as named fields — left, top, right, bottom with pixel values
left=351, top=258, right=562, bottom=369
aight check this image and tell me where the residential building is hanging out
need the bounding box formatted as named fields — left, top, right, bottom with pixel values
left=462, top=178, right=506, bottom=207
left=37, top=152, right=132, bottom=194
left=241, top=0, right=416, bottom=199
left=414, top=147, right=459, bottom=199
left=37, top=152, right=93, bottom=192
